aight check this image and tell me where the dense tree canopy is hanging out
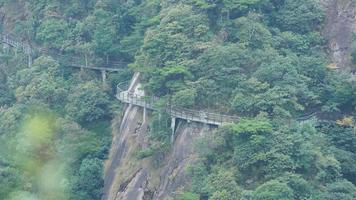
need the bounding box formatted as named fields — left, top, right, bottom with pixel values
left=0, top=0, right=355, bottom=199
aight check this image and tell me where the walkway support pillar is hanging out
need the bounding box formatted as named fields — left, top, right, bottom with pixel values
left=25, top=44, right=32, bottom=68
left=143, top=107, right=147, bottom=124
left=101, top=70, right=107, bottom=87
left=28, top=53, right=32, bottom=68
left=3, top=43, right=9, bottom=53
left=171, top=117, right=176, bottom=143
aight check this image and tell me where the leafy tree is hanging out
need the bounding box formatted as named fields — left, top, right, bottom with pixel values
left=36, top=18, right=70, bottom=49
left=134, top=4, right=210, bottom=95
left=314, top=180, right=356, bottom=200
left=176, top=192, right=199, bottom=200
left=71, top=158, right=103, bottom=200
left=65, top=81, right=110, bottom=123
left=0, top=104, right=25, bottom=136
left=253, top=179, right=294, bottom=200
left=0, top=164, right=21, bottom=199
left=273, top=0, right=324, bottom=33
left=321, top=73, right=355, bottom=112
left=91, top=9, right=117, bottom=60
left=0, top=70, right=14, bottom=106
left=13, top=57, right=66, bottom=108
left=1, top=0, right=356, bottom=199
left=172, top=88, right=197, bottom=107
left=222, top=0, right=270, bottom=14
left=146, top=65, right=193, bottom=95
left=233, top=14, right=272, bottom=48
left=192, top=43, right=251, bottom=108
left=276, top=174, right=313, bottom=200
left=204, top=168, right=241, bottom=200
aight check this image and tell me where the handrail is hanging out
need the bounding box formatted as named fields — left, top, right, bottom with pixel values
left=116, top=82, right=240, bottom=125
left=1, top=32, right=128, bottom=71
left=1, top=34, right=31, bottom=54
left=2, top=33, right=235, bottom=125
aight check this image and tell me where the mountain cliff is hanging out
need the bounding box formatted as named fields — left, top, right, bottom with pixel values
left=0, top=0, right=355, bottom=200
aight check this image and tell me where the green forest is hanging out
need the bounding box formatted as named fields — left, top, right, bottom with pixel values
left=0, top=0, right=355, bottom=200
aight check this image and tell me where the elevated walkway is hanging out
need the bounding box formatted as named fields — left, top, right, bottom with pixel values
left=116, top=82, right=240, bottom=126
left=2, top=33, right=317, bottom=127
left=1, top=33, right=128, bottom=71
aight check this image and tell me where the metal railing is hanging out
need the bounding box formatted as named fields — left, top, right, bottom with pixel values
left=1, top=34, right=31, bottom=54
left=2, top=32, right=239, bottom=125
left=116, top=82, right=240, bottom=125
left=1, top=33, right=128, bottom=71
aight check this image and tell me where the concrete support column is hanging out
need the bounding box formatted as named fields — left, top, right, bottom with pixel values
left=28, top=53, right=32, bottom=68
left=3, top=43, right=9, bottom=53
left=143, top=107, right=147, bottom=124
left=171, top=117, right=176, bottom=143
left=101, top=70, right=107, bottom=87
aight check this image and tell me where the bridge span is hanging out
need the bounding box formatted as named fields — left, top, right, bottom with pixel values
left=1, top=33, right=128, bottom=83
left=116, top=81, right=240, bottom=127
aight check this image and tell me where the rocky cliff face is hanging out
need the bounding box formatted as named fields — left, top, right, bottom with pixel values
left=111, top=121, right=212, bottom=200
left=154, top=122, right=212, bottom=199
left=103, top=73, right=214, bottom=200
left=323, top=0, right=356, bottom=71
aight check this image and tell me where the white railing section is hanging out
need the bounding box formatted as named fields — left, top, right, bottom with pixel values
left=116, top=82, right=240, bottom=126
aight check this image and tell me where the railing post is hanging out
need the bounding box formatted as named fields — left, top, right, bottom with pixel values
left=2, top=35, right=9, bottom=53
left=144, top=96, right=146, bottom=108
left=85, top=53, right=88, bottom=68
left=129, top=93, right=132, bottom=105
left=171, top=117, right=176, bottom=143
